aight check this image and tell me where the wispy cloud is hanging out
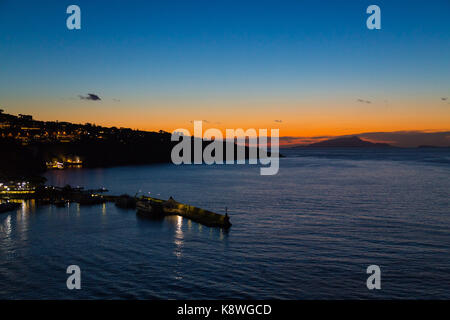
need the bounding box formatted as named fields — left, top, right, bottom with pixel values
left=274, top=120, right=283, bottom=123
left=79, top=93, right=101, bottom=101
left=279, top=136, right=332, bottom=146
left=189, top=120, right=210, bottom=123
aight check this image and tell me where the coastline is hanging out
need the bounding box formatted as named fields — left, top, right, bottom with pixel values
left=0, top=184, right=231, bottom=229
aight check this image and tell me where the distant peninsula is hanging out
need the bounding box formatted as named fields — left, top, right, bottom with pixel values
left=304, top=136, right=392, bottom=148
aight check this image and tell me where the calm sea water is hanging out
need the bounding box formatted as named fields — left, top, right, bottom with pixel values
left=1, top=148, right=449, bottom=299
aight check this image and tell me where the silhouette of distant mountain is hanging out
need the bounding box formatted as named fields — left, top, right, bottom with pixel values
left=306, top=136, right=391, bottom=148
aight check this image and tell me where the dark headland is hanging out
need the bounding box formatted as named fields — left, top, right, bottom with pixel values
left=0, top=110, right=272, bottom=180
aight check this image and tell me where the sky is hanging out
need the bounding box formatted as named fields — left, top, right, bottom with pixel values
left=0, top=0, right=449, bottom=144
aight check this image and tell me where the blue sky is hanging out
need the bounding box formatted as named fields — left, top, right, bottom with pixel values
left=0, top=0, right=449, bottom=136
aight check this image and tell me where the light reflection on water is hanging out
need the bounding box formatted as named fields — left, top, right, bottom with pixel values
left=174, top=216, right=184, bottom=258
left=1, top=148, right=450, bottom=299
left=1, top=215, right=11, bottom=238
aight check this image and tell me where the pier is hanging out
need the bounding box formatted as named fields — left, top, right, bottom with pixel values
left=136, top=196, right=232, bottom=229
left=0, top=185, right=231, bottom=229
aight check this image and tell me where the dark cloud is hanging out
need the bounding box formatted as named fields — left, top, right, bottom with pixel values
left=79, top=93, right=101, bottom=101
left=357, top=99, right=371, bottom=104
left=441, top=97, right=448, bottom=101
left=279, top=135, right=333, bottom=146
left=274, top=120, right=283, bottom=123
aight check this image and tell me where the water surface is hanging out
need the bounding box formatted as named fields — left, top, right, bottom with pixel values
left=1, top=148, right=449, bottom=299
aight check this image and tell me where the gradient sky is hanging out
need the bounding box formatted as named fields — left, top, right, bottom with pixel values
left=0, top=0, right=449, bottom=138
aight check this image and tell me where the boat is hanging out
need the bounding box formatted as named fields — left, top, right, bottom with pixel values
left=115, top=194, right=136, bottom=209
left=136, top=199, right=164, bottom=218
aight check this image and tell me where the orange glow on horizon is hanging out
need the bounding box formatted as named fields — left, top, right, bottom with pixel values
left=3, top=96, right=449, bottom=141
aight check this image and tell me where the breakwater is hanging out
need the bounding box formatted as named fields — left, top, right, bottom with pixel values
left=0, top=185, right=231, bottom=229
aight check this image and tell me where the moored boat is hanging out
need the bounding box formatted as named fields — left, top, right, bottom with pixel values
left=115, top=194, right=136, bottom=209
left=136, top=199, right=164, bottom=218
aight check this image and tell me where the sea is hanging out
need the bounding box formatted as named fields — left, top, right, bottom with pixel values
left=1, top=147, right=449, bottom=299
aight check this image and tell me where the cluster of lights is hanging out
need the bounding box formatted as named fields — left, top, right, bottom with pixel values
left=46, top=157, right=83, bottom=169
left=0, top=181, right=35, bottom=194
